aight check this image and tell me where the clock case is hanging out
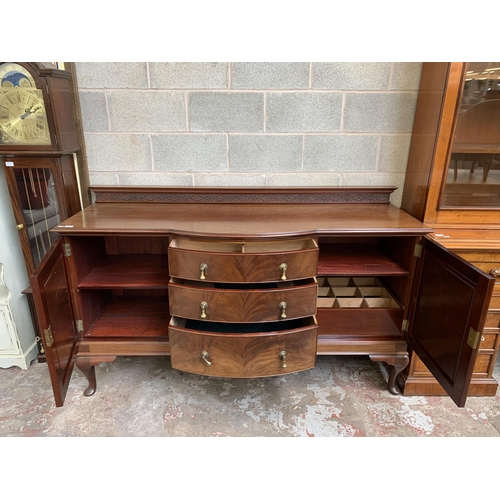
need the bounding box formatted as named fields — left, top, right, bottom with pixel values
left=0, top=62, right=84, bottom=360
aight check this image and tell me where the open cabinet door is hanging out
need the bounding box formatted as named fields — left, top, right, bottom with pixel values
left=30, top=238, right=78, bottom=407
left=408, top=236, right=495, bottom=407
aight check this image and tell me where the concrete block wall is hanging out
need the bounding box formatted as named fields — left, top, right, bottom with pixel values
left=75, top=62, right=422, bottom=206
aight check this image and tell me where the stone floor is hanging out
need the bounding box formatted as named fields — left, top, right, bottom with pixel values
left=1, top=354, right=500, bottom=438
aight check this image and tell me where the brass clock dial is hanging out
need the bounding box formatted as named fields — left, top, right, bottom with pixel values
left=0, top=62, right=36, bottom=88
left=0, top=62, right=51, bottom=145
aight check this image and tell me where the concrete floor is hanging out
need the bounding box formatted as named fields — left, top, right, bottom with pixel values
left=1, top=354, right=500, bottom=437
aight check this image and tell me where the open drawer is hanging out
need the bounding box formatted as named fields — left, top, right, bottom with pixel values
left=169, top=277, right=317, bottom=323
left=169, top=316, right=318, bottom=377
left=168, top=237, right=318, bottom=283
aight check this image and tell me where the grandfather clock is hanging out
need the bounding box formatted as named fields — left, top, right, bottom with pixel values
left=0, top=62, right=84, bottom=359
left=0, top=62, right=82, bottom=274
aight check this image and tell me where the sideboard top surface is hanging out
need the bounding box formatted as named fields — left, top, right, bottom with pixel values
left=53, top=201, right=431, bottom=238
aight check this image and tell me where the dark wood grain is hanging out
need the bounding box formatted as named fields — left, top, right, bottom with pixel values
left=29, top=239, right=78, bottom=407
left=91, top=186, right=396, bottom=204
left=169, top=243, right=319, bottom=283
left=407, top=237, right=495, bottom=407
left=169, top=278, right=317, bottom=322
left=52, top=201, right=431, bottom=238
left=169, top=317, right=317, bottom=377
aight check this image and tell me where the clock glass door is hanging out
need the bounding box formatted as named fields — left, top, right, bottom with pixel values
left=441, top=62, right=500, bottom=208
left=3, top=157, right=67, bottom=274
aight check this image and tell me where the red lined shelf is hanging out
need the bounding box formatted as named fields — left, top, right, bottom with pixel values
left=86, top=297, right=170, bottom=338
left=318, top=244, right=409, bottom=276
left=79, top=254, right=169, bottom=289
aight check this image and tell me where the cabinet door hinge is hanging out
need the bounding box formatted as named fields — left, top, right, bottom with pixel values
left=467, top=328, right=480, bottom=349
left=76, top=320, right=84, bottom=332
left=44, top=325, right=54, bottom=347
left=402, top=319, right=409, bottom=332
left=414, top=244, right=422, bottom=258
left=63, top=243, right=71, bottom=257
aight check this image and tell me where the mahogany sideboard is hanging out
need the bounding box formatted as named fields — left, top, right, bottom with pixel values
left=30, top=186, right=496, bottom=407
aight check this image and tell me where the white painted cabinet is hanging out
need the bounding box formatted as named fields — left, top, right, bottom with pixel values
left=0, top=167, right=38, bottom=369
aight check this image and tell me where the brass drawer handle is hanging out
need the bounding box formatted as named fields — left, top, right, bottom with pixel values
left=279, top=350, right=287, bottom=368
left=200, top=301, right=208, bottom=319
left=489, top=267, right=500, bottom=278
left=199, top=263, right=208, bottom=280
left=200, top=351, right=211, bottom=366
left=280, top=263, right=287, bottom=281
left=279, top=301, right=287, bottom=319
left=16, top=223, right=25, bottom=231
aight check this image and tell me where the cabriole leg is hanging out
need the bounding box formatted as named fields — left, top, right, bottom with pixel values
left=76, top=356, right=116, bottom=397
left=369, top=353, right=410, bottom=395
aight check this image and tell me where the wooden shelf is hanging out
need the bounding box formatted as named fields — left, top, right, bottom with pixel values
left=86, top=297, right=170, bottom=338
left=318, top=244, right=409, bottom=276
left=79, top=254, right=169, bottom=289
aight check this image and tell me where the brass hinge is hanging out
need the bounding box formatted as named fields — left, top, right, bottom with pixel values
left=63, top=243, right=71, bottom=257
left=402, top=319, right=409, bottom=332
left=414, top=244, right=422, bottom=258
left=44, top=326, right=53, bottom=347
left=76, top=320, right=84, bottom=332
left=467, top=327, right=481, bottom=349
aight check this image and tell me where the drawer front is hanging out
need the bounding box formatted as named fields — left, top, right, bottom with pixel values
left=456, top=251, right=500, bottom=263
left=168, top=242, right=318, bottom=283
left=489, top=292, right=500, bottom=310
left=413, top=351, right=494, bottom=377
left=480, top=333, right=498, bottom=350
left=169, top=318, right=318, bottom=377
left=169, top=279, right=317, bottom=323
left=472, top=354, right=492, bottom=376
left=485, top=311, right=500, bottom=329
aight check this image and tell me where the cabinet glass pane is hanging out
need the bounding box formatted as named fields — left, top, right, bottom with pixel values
left=442, top=62, right=500, bottom=208
left=13, top=167, right=61, bottom=267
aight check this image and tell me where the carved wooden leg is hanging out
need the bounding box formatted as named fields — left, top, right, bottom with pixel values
left=76, top=356, right=116, bottom=397
left=369, top=353, right=410, bottom=395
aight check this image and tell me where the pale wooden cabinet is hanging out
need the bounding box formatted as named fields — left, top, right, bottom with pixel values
left=401, top=62, right=500, bottom=396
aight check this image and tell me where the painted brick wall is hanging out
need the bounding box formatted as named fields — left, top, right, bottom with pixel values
left=75, top=62, right=422, bottom=206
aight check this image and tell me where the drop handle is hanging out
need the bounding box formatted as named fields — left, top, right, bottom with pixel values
left=200, top=301, right=208, bottom=319
left=199, top=263, right=208, bottom=280
left=200, top=350, right=211, bottom=366
left=489, top=267, right=499, bottom=278
left=279, top=263, right=287, bottom=281
left=279, top=301, right=287, bottom=319
left=279, top=350, right=287, bottom=368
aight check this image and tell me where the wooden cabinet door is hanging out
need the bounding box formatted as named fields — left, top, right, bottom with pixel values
left=30, top=238, right=78, bottom=407
left=408, top=236, right=495, bottom=407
